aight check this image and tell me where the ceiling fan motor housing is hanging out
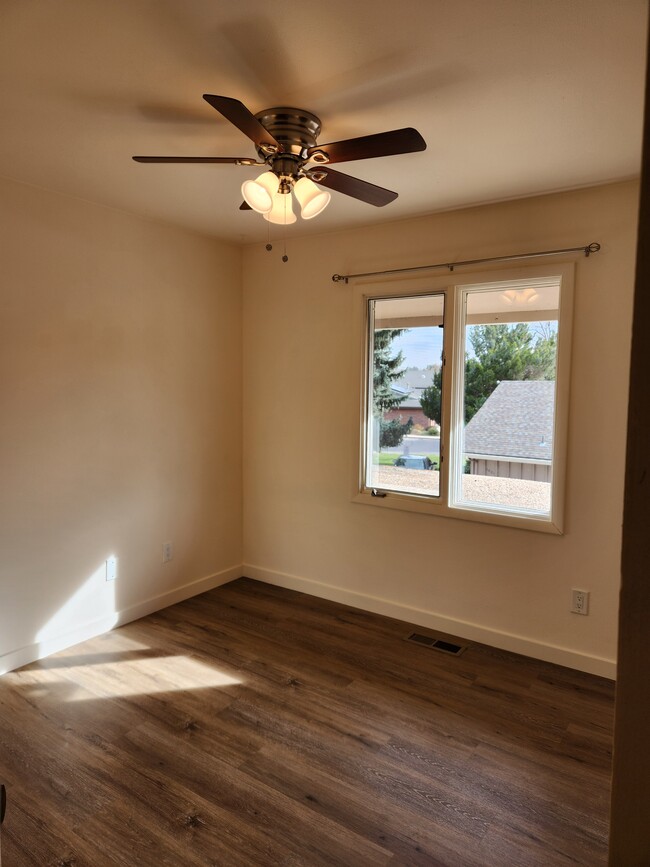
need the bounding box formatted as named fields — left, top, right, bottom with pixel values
left=255, top=107, right=323, bottom=181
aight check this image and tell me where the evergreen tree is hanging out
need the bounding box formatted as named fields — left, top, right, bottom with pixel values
left=380, top=416, right=414, bottom=448
left=372, top=328, right=414, bottom=450
left=372, top=329, right=407, bottom=414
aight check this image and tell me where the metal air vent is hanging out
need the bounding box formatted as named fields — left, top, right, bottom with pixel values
left=406, top=633, right=467, bottom=655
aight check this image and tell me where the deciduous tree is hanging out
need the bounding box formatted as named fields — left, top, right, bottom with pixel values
left=420, top=323, right=557, bottom=424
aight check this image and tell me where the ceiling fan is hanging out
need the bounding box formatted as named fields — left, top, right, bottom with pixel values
left=133, top=94, right=427, bottom=224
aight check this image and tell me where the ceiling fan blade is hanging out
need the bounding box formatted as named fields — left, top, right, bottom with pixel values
left=308, top=167, right=397, bottom=207
left=132, top=155, right=260, bottom=164
left=203, top=94, right=281, bottom=153
left=308, top=127, right=426, bottom=164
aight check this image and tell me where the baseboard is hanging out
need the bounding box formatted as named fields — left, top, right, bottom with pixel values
left=244, top=563, right=617, bottom=680
left=0, top=564, right=241, bottom=676
left=2, top=562, right=617, bottom=680
left=113, top=564, right=241, bottom=628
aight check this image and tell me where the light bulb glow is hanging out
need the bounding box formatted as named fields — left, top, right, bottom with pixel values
left=241, top=172, right=278, bottom=214
left=501, top=287, right=540, bottom=305
left=294, top=177, right=331, bottom=219
left=264, top=191, right=296, bottom=225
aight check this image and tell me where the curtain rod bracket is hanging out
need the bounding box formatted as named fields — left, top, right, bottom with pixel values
left=332, top=241, right=601, bottom=283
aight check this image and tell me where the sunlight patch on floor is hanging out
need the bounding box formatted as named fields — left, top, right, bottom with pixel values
left=18, top=653, right=241, bottom=701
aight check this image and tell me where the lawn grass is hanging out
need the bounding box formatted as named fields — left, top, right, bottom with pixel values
left=374, top=452, right=439, bottom=468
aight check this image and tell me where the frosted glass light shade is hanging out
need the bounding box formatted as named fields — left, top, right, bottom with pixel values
left=264, top=191, right=297, bottom=225
left=294, top=176, right=331, bottom=219
left=241, top=172, right=278, bottom=213
left=501, top=287, right=540, bottom=305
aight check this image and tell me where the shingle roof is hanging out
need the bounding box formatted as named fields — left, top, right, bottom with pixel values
left=464, top=380, right=555, bottom=461
left=391, top=367, right=436, bottom=408
left=398, top=368, right=436, bottom=390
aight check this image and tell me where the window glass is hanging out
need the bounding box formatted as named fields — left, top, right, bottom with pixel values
left=452, top=280, right=560, bottom=517
left=365, top=294, right=445, bottom=498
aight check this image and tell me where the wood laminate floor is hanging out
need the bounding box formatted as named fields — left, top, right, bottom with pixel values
left=0, top=578, right=614, bottom=866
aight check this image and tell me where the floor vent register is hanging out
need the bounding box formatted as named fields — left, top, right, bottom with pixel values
left=406, top=632, right=467, bottom=655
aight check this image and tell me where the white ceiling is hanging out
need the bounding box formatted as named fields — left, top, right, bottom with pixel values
left=1, top=0, right=646, bottom=244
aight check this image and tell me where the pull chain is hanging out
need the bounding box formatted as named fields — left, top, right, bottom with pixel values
left=282, top=196, right=289, bottom=262
left=265, top=217, right=272, bottom=253
left=262, top=195, right=289, bottom=262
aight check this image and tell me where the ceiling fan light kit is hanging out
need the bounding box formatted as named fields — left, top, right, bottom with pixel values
left=241, top=171, right=277, bottom=213
left=293, top=176, right=331, bottom=220
left=241, top=172, right=330, bottom=222
left=132, top=94, right=427, bottom=226
left=264, top=189, right=297, bottom=225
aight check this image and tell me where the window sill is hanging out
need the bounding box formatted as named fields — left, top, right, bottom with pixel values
left=353, top=487, right=563, bottom=534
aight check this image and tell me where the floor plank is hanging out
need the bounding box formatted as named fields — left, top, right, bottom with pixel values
left=0, top=577, right=614, bottom=865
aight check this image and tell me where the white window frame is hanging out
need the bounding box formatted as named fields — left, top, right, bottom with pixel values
left=352, top=262, right=574, bottom=534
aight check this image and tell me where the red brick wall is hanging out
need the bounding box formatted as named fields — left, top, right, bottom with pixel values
left=383, top=408, right=434, bottom=429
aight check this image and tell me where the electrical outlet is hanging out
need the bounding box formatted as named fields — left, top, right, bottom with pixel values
left=106, top=556, right=117, bottom=582
left=162, top=541, right=173, bottom=564
left=571, top=589, right=590, bottom=615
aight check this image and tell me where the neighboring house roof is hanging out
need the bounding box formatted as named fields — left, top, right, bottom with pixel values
left=399, top=368, right=437, bottom=391
left=391, top=367, right=437, bottom=408
left=464, top=380, right=555, bottom=461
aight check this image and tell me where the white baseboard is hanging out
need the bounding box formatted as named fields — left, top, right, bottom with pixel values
left=244, top=563, right=617, bottom=680
left=0, top=564, right=241, bottom=676
left=2, top=562, right=616, bottom=681
left=113, top=564, right=241, bottom=629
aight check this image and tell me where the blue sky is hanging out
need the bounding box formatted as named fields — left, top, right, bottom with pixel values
left=392, top=327, right=444, bottom=369
left=391, top=320, right=557, bottom=370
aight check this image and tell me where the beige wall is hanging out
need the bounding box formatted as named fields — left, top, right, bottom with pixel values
left=242, top=181, right=638, bottom=678
left=0, top=178, right=637, bottom=678
left=0, top=176, right=243, bottom=672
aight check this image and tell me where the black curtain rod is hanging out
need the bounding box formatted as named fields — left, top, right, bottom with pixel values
left=331, top=242, right=601, bottom=283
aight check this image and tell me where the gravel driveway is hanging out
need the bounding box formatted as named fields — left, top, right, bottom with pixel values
left=373, top=467, right=551, bottom=512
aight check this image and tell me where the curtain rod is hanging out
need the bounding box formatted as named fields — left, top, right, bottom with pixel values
left=331, top=242, right=601, bottom=283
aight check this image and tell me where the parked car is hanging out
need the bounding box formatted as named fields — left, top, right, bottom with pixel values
left=393, top=454, right=434, bottom=470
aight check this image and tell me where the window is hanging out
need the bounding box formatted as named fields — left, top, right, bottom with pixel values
left=366, top=293, right=445, bottom=499
left=356, top=264, right=573, bottom=533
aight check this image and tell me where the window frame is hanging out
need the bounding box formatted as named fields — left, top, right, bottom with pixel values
left=352, top=262, right=574, bottom=534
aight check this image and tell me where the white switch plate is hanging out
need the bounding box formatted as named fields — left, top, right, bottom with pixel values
left=106, top=556, right=117, bottom=581
left=162, top=541, right=173, bottom=563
